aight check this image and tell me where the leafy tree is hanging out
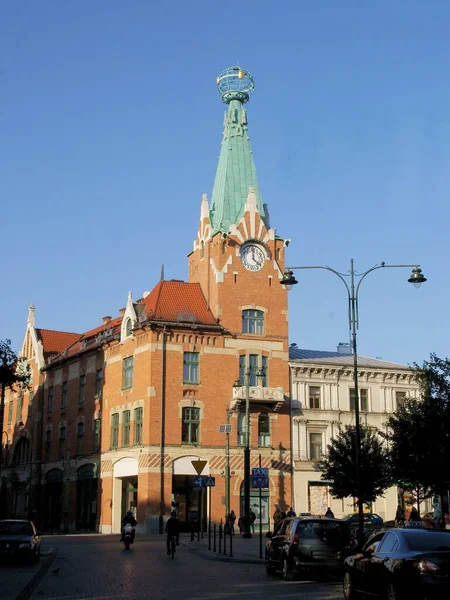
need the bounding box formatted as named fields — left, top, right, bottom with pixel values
left=318, top=424, right=392, bottom=505
left=386, top=354, right=450, bottom=510
left=0, top=339, right=31, bottom=432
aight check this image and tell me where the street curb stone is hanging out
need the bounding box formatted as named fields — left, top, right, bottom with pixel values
left=181, top=541, right=264, bottom=565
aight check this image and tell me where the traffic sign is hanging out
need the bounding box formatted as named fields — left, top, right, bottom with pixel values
left=192, top=475, right=216, bottom=488
left=191, top=459, right=207, bottom=475
left=205, top=477, right=215, bottom=487
left=218, top=424, right=232, bottom=433
left=252, top=468, right=269, bottom=489
left=193, top=476, right=205, bottom=487
left=252, top=467, right=269, bottom=477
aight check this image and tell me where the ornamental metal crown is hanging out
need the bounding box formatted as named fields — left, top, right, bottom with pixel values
left=216, top=66, right=254, bottom=104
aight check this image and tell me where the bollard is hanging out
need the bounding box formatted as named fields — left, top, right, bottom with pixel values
left=213, top=523, right=217, bottom=552
left=229, top=526, right=233, bottom=557
left=197, top=518, right=200, bottom=542
left=191, top=521, right=195, bottom=542
left=223, top=523, right=227, bottom=556
left=201, top=515, right=204, bottom=539
left=208, top=517, right=211, bottom=550
left=219, top=521, right=222, bottom=554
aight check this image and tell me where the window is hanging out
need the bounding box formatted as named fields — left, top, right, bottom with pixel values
left=8, top=401, right=12, bottom=425
left=258, top=413, right=270, bottom=447
left=45, top=430, right=52, bottom=461
left=125, top=319, right=133, bottom=337
left=14, top=438, right=30, bottom=466
left=95, top=369, right=103, bottom=399
left=93, top=418, right=101, bottom=453
left=242, top=309, right=265, bottom=335
left=28, top=393, right=33, bottom=417
left=48, top=387, right=54, bottom=413
left=123, top=411, right=130, bottom=447
left=183, top=352, right=199, bottom=384
left=16, top=393, right=23, bottom=423
left=309, top=433, right=323, bottom=461
left=182, top=407, right=200, bottom=444
left=239, top=354, right=267, bottom=387
left=58, top=426, right=66, bottom=459
left=350, top=388, right=368, bottom=412
left=396, top=391, right=407, bottom=410
left=237, top=412, right=247, bottom=446
left=61, top=381, right=68, bottom=409
left=378, top=532, right=399, bottom=554
left=134, top=408, right=143, bottom=445
left=309, top=386, right=321, bottom=409
left=76, top=422, right=84, bottom=455
left=111, top=414, right=119, bottom=449
left=79, top=375, right=86, bottom=405
left=122, top=357, right=133, bottom=389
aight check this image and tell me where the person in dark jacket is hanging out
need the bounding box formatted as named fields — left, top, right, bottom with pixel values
left=165, top=511, right=180, bottom=554
left=325, top=507, right=335, bottom=518
left=120, top=510, right=137, bottom=542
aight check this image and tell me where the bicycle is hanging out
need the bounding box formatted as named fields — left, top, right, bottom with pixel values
left=170, top=535, right=177, bottom=559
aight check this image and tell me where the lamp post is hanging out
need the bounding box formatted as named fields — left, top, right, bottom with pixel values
left=280, top=260, right=426, bottom=546
left=234, top=365, right=265, bottom=539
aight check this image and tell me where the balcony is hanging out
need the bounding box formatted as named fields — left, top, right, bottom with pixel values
left=231, top=386, right=285, bottom=411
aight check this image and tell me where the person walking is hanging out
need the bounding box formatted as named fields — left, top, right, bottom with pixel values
left=250, top=510, right=256, bottom=533
left=325, top=507, right=335, bottom=518
left=408, top=506, right=421, bottom=527
left=227, top=510, right=236, bottom=535
left=287, top=506, right=296, bottom=517
left=395, top=505, right=405, bottom=527
left=273, top=504, right=284, bottom=529
left=432, top=498, right=442, bottom=530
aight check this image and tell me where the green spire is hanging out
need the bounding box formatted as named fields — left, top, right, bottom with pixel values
left=209, top=67, right=267, bottom=234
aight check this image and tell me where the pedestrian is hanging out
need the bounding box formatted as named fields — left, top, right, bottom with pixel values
left=237, top=515, right=244, bottom=534
left=227, top=509, right=236, bottom=535
left=273, top=504, right=284, bottom=529
left=287, top=506, right=296, bottom=517
left=432, top=498, right=442, bottom=530
left=408, top=506, right=421, bottom=527
left=395, top=505, right=405, bottom=527
left=250, top=510, right=256, bottom=533
left=325, top=507, right=335, bottom=518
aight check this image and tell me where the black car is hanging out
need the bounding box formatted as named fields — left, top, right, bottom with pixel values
left=343, top=528, right=450, bottom=599
left=0, top=519, right=41, bottom=563
left=265, top=517, right=353, bottom=580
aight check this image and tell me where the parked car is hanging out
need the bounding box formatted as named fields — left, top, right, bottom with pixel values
left=0, top=519, right=41, bottom=564
left=343, top=513, right=384, bottom=527
left=343, top=528, right=450, bottom=599
left=422, top=512, right=450, bottom=529
left=265, top=517, right=353, bottom=580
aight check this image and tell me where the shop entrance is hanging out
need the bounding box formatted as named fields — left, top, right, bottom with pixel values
left=76, top=464, right=98, bottom=531
left=172, top=474, right=207, bottom=532
left=122, top=477, right=138, bottom=519
left=44, top=469, right=63, bottom=533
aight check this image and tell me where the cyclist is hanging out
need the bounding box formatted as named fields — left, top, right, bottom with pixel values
left=120, top=510, right=137, bottom=543
left=165, top=510, right=180, bottom=555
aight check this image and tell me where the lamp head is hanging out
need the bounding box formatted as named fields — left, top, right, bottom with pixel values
left=408, top=266, right=427, bottom=289
left=280, top=270, right=298, bottom=290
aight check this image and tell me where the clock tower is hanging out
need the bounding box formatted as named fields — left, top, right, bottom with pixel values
left=188, top=66, right=290, bottom=339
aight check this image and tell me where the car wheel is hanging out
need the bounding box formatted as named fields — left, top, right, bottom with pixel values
left=282, top=556, right=294, bottom=581
left=343, top=571, right=357, bottom=600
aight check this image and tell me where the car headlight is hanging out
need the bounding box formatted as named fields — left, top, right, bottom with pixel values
left=18, top=543, right=30, bottom=548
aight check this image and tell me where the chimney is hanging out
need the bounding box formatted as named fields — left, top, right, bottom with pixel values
left=102, top=316, right=112, bottom=325
left=118, top=308, right=125, bottom=317
left=337, top=342, right=352, bottom=355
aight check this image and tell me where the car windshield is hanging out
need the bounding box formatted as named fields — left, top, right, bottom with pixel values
left=406, top=532, right=450, bottom=551
left=296, top=520, right=350, bottom=543
left=0, top=521, right=33, bottom=535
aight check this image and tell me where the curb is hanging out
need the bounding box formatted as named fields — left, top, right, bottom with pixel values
left=182, top=541, right=264, bottom=565
left=15, top=549, right=56, bottom=600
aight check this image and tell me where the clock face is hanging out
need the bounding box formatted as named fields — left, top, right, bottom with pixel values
left=240, top=244, right=265, bottom=272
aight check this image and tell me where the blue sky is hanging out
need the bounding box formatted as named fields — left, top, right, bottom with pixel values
left=1, top=0, right=448, bottom=366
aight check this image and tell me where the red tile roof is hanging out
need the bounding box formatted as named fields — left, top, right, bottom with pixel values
left=36, top=329, right=81, bottom=357
left=82, top=317, right=122, bottom=339
left=142, top=281, right=219, bottom=326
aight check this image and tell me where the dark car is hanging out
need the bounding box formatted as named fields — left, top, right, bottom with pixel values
left=0, top=519, right=41, bottom=563
left=343, top=513, right=384, bottom=527
left=265, top=517, right=353, bottom=580
left=343, top=528, right=450, bottom=599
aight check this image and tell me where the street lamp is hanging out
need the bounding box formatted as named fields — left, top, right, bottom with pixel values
left=233, top=365, right=265, bottom=539
left=280, top=259, right=426, bottom=546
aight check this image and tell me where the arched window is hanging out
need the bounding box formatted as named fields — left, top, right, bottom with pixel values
left=237, top=413, right=247, bottom=446
left=13, top=438, right=30, bottom=466
left=125, top=319, right=133, bottom=337
left=258, top=413, right=270, bottom=447
left=242, top=310, right=264, bottom=335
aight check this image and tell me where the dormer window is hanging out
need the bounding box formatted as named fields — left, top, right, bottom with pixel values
left=125, top=319, right=133, bottom=337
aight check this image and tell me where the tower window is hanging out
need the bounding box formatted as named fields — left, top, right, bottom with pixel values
left=76, top=422, right=84, bottom=455
left=95, top=369, right=103, bottom=399
left=237, top=412, right=247, bottom=446
left=93, top=419, right=101, bottom=453
left=309, top=433, right=323, bottom=461
left=125, top=319, right=133, bottom=337
left=350, top=388, right=368, bottom=412
left=309, top=386, right=321, bottom=409
left=134, top=408, right=143, bottom=445
left=111, top=414, right=119, bottom=449
left=122, top=357, right=134, bottom=389
left=242, top=309, right=264, bottom=335
left=79, top=375, right=86, bottom=405
left=123, top=410, right=130, bottom=447
left=47, top=387, right=54, bottom=414
left=183, top=352, right=199, bottom=384
left=258, top=413, right=270, bottom=447
left=61, top=381, right=68, bottom=409
left=239, top=354, right=267, bottom=387
left=182, top=407, right=200, bottom=444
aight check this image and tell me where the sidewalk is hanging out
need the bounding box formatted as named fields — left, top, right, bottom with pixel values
left=181, top=528, right=266, bottom=565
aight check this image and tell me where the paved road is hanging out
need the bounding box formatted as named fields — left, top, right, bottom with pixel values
left=27, top=535, right=343, bottom=600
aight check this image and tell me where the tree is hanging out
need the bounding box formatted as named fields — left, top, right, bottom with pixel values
left=386, top=354, right=450, bottom=515
left=318, top=424, right=392, bottom=506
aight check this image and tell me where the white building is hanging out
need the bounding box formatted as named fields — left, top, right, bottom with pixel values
left=290, top=345, right=421, bottom=523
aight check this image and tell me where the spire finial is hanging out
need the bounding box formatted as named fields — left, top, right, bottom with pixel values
left=216, top=66, right=254, bottom=104
left=27, top=304, right=35, bottom=326
left=160, top=264, right=165, bottom=281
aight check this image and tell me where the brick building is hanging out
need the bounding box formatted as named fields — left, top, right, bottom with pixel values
left=0, top=66, right=292, bottom=533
